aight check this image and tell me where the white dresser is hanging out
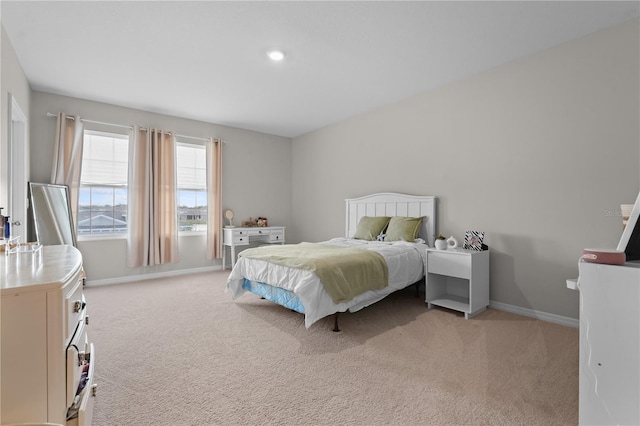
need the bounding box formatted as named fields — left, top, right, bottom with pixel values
left=575, top=260, right=640, bottom=425
left=1, top=245, right=96, bottom=426
left=222, top=226, right=285, bottom=269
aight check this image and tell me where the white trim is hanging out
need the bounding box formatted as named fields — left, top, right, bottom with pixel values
left=85, top=265, right=222, bottom=287
left=490, top=300, right=579, bottom=328
left=8, top=94, right=29, bottom=241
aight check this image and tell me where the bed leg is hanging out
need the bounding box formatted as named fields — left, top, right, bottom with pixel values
left=333, top=312, right=340, bottom=332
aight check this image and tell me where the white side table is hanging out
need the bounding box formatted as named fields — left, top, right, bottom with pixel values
left=425, top=247, right=490, bottom=319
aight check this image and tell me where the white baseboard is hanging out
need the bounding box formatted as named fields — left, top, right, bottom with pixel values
left=490, top=300, right=579, bottom=328
left=85, top=265, right=223, bottom=287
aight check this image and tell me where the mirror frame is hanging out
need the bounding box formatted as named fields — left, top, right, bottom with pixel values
left=617, top=191, right=640, bottom=261
left=28, top=182, right=77, bottom=246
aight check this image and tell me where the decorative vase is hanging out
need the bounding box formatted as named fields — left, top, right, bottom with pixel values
left=447, top=236, right=458, bottom=249
left=435, top=239, right=447, bottom=250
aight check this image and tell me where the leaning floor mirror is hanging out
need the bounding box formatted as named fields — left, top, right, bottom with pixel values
left=28, top=182, right=77, bottom=246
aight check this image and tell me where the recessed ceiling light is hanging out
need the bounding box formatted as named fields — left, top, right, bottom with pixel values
left=267, top=50, right=286, bottom=61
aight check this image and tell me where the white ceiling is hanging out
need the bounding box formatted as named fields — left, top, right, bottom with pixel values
left=2, top=1, right=638, bottom=138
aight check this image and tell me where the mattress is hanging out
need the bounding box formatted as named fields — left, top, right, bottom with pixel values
left=227, top=237, right=428, bottom=328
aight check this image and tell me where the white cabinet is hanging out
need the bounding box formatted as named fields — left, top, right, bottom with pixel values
left=425, top=248, right=490, bottom=318
left=576, top=260, right=640, bottom=425
left=222, top=226, right=286, bottom=269
left=1, top=245, right=96, bottom=426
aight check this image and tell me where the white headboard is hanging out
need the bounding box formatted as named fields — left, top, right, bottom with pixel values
left=345, top=193, right=438, bottom=247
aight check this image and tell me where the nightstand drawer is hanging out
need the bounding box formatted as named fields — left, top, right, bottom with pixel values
left=427, top=252, right=470, bottom=279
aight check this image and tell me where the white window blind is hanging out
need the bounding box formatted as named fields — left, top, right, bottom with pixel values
left=176, top=143, right=206, bottom=189
left=176, top=142, right=208, bottom=232
left=81, top=132, right=129, bottom=185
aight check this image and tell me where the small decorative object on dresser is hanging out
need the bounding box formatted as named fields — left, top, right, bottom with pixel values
left=224, top=209, right=235, bottom=227
left=447, top=236, right=458, bottom=249
left=256, top=217, right=268, bottom=227
left=464, top=230, right=485, bottom=251
left=435, top=234, right=447, bottom=250
left=621, top=204, right=634, bottom=228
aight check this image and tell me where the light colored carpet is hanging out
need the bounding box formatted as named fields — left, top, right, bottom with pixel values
left=85, top=271, right=578, bottom=425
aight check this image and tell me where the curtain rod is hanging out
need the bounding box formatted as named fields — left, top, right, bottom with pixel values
left=46, top=112, right=224, bottom=143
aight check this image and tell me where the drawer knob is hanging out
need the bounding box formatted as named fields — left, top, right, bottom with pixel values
left=85, top=315, right=90, bottom=326
left=73, top=300, right=86, bottom=313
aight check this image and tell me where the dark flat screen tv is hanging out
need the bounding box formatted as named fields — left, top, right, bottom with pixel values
left=617, top=191, right=640, bottom=262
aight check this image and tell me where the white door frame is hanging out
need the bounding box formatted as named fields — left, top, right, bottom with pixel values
left=7, top=93, right=29, bottom=241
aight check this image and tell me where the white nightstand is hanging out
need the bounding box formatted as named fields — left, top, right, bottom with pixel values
left=425, top=247, right=490, bottom=319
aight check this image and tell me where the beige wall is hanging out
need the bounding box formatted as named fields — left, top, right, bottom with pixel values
left=291, top=19, right=640, bottom=320
left=30, top=91, right=292, bottom=282
left=0, top=25, right=31, bottom=218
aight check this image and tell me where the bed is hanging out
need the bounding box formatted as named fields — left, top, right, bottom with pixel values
left=226, top=193, right=438, bottom=330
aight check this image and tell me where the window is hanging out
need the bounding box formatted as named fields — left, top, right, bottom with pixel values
left=176, top=142, right=207, bottom=232
left=78, top=131, right=129, bottom=236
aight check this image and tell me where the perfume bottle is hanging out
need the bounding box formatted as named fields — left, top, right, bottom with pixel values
left=4, top=215, right=10, bottom=239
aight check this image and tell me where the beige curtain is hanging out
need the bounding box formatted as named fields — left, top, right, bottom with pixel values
left=206, top=138, right=223, bottom=260
left=51, top=113, right=84, bottom=233
left=127, top=126, right=178, bottom=267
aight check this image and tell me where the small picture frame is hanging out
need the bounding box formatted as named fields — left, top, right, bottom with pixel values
left=464, top=231, right=485, bottom=251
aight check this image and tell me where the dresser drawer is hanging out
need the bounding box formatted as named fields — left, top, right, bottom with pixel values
left=269, top=231, right=284, bottom=242
left=248, top=228, right=270, bottom=236
left=64, top=272, right=85, bottom=343
left=233, top=235, right=249, bottom=245
left=67, top=343, right=96, bottom=426
left=427, top=252, right=470, bottom=279
left=66, top=319, right=89, bottom=407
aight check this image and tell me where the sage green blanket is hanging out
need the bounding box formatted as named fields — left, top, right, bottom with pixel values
left=239, top=243, right=389, bottom=304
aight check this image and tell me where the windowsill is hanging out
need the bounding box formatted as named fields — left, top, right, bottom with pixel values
left=77, top=231, right=206, bottom=243
left=179, top=231, right=207, bottom=237
left=77, top=233, right=127, bottom=243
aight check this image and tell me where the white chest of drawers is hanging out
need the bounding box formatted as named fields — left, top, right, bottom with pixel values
left=575, top=260, right=640, bottom=425
left=222, top=226, right=285, bottom=269
left=425, top=247, right=490, bottom=318
left=1, top=245, right=96, bottom=426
